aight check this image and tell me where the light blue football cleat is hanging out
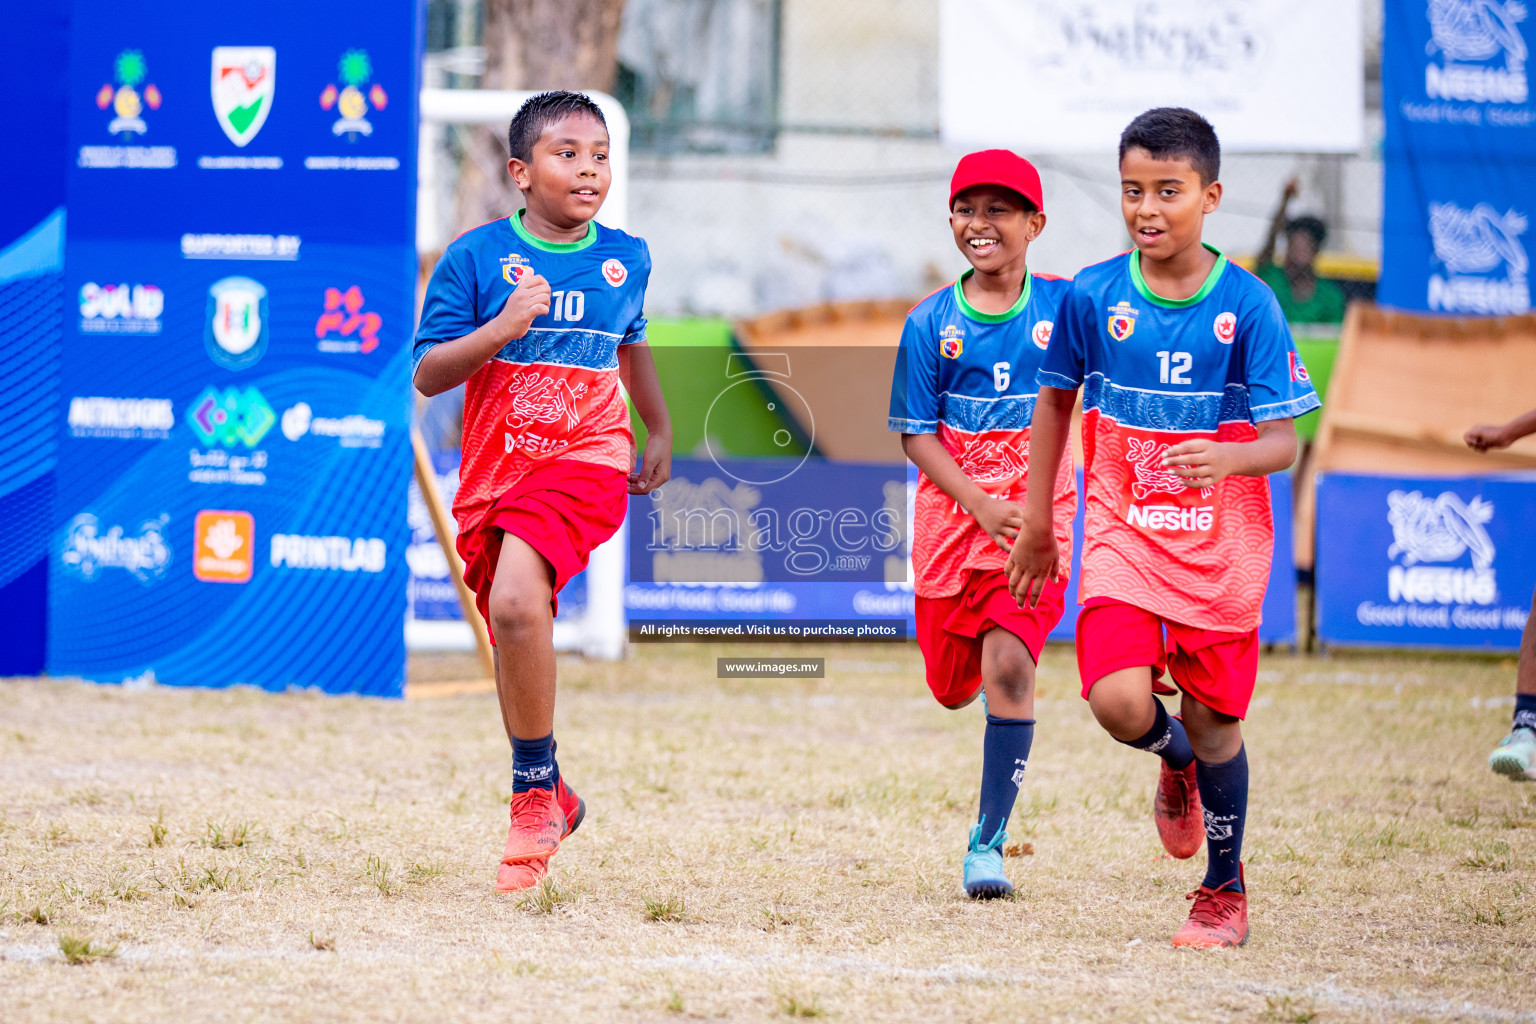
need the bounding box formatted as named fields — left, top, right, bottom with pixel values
left=1489, top=727, right=1536, bottom=780
left=962, top=818, right=1013, bottom=900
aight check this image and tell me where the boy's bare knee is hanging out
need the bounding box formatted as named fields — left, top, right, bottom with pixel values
left=487, top=583, right=550, bottom=639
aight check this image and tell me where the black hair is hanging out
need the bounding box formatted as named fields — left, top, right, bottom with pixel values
left=1118, top=107, right=1220, bottom=185
left=1286, top=215, right=1328, bottom=248
left=506, top=90, right=608, bottom=164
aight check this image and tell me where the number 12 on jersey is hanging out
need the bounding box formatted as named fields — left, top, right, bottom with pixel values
left=1157, top=350, right=1192, bottom=385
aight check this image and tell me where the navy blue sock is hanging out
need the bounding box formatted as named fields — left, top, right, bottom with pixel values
left=977, top=715, right=1035, bottom=845
left=1119, top=700, right=1195, bottom=770
left=511, top=733, right=559, bottom=792
left=1514, top=693, right=1536, bottom=732
left=1196, top=745, right=1248, bottom=892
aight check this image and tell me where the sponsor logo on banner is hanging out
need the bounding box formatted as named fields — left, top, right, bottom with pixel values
left=77, top=50, right=176, bottom=170
left=1213, top=311, right=1237, bottom=343
left=1031, top=320, right=1053, bottom=350
left=78, top=282, right=163, bottom=334
left=1427, top=201, right=1530, bottom=314
left=187, top=385, right=275, bottom=448
left=319, top=49, right=387, bottom=138
left=1385, top=489, right=1497, bottom=604
left=193, top=509, right=254, bottom=583
left=1119, top=435, right=1215, bottom=539
left=939, top=324, right=963, bottom=359
left=68, top=397, right=173, bottom=439
left=182, top=234, right=300, bottom=260
left=280, top=402, right=385, bottom=448
left=97, top=50, right=161, bottom=138
left=1424, top=0, right=1529, bottom=104
left=205, top=277, right=269, bottom=368
left=501, top=253, right=534, bottom=286
left=211, top=47, right=276, bottom=148
left=60, top=512, right=171, bottom=583
left=271, top=534, right=386, bottom=572
left=602, top=259, right=627, bottom=286
left=314, top=286, right=382, bottom=353
left=1107, top=301, right=1138, bottom=341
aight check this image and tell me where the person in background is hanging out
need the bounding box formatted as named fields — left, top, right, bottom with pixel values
left=1466, top=408, right=1536, bottom=781
left=1253, top=178, right=1346, bottom=324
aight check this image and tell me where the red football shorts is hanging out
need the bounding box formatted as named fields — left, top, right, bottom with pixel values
left=456, top=458, right=629, bottom=644
left=914, top=568, right=1068, bottom=707
left=1074, top=599, right=1259, bottom=719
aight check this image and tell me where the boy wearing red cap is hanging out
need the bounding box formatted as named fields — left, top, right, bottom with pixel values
left=887, top=150, right=1077, bottom=898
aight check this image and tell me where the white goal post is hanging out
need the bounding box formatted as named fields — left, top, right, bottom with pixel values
left=409, top=88, right=631, bottom=660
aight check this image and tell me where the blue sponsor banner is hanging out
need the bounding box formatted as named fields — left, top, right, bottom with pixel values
left=1316, top=472, right=1536, bottom=650
left=0, top=0, right=70, bottom=676
left=625, top=466, right=1298, bottom=647
left=1380, top=1, right=1535, bottom=314
left=48, top=0, right=420, bottom=695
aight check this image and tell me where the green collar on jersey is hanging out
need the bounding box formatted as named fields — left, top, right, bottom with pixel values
left=510, top=209, right=598, bottom=253
left=1130, top=243, right=1227, bottom=308
left=952, top=269, right=1031, bottom=323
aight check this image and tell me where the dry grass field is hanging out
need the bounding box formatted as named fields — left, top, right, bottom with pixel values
left=2, top=643, right=1533, bottom=1023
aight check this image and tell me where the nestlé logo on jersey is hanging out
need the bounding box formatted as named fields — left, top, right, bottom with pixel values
left=60, top=512, right=171, bottom=584
left=501, top=253, right=534, bottom=286
left=79, top=282, right=163, bottom=335
left=1118, top=434, right=1216, bottom=539
left=602, top=259, right=627, bottom=287
left=1213, top=311, right=1237, bottom=344
left=1031, top=320, right=1053, bottom=350
left=939, top=324, right=964, bottom=359
left=1107, top=301, right=1138, bottom=341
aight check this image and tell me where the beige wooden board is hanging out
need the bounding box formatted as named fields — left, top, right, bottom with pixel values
left=1297, top=304, right=1536, bottom=568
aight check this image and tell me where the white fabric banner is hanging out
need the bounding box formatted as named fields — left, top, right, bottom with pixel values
left=941, top=0, right=1363, bottom=153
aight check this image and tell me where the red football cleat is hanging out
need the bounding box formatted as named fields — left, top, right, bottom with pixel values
left=1171, top=866, right=1248, bottom=948
left=1154, top=760, right=1204, bottom=859
left=495, top=779, right=587, bottom=893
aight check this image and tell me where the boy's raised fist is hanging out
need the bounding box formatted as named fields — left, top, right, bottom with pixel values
left=495, top=273, right=552, bottom=340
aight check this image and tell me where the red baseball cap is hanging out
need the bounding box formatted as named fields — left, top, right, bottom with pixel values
left=949, top=149, right=1044, bottom=212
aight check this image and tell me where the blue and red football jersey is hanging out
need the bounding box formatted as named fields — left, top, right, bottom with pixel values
left=1037, top=246, right=1320, bottom=631
left=414, top=212, right=650, bottom=534
left=889, top=272, right=1078, bottom=599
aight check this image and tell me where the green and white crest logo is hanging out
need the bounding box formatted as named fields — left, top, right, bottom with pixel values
left=211, top=46, right=276, bottom=147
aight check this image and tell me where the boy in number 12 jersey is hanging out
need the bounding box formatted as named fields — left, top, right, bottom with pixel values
left=888, top=150, right=1077, bottom=899
left=413, top=92, right=672, bottom=892
left=1008, top=109, right=1319, bottom=947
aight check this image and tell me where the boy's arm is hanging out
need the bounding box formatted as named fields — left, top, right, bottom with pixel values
left=413, top=274, right=552, bottom=397
left=1005, top=385, right=1075, bottom=607
left=619, top=342, right=672, bottom=495
left=1160, top=417, right=1297, bottom=487
left=1466, top=407, right=1536, bottom=451
left=901, top=433, right=1022, bottom=552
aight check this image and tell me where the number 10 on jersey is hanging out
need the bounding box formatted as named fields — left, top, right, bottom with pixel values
left=549, top=290, right=585, bottom=322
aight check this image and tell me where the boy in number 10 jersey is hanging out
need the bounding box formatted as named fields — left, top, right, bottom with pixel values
left=413, top=92, right=673, bottom=892
left=1008, top=109, right=1319, bottom=947
left=888, top=150, right=1077, bottom=899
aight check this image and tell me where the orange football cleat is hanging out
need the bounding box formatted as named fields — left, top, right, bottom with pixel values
left=1171, top=866, right=1248, bottom=948
left=1154, top=760, right=1204, bottom=859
